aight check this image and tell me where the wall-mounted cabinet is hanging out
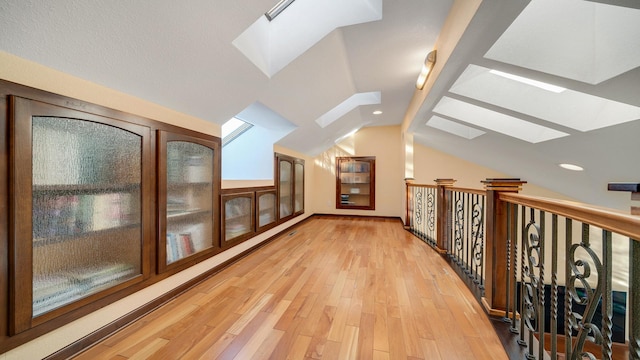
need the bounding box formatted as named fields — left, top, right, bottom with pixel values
left=221, top=191, right=255, bottom=248
left=336, top=156, right=375, bottom=210
left=1, top=80, right=306, bottom=352
left=9, top=96, right=153, bottom=334
left=256, top=189, right=277, bottom=231
left=276, top=153, right=304, bottom=221
left=157, top=131, right=220, bottom=273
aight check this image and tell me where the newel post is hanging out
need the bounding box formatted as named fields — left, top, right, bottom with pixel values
left=482, top=178, right=526, bottom=314
left=435, top=178, right=456, bottom=254
left=404, top=178, right=415, bottom=230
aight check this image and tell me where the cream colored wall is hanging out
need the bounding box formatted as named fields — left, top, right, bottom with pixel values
left=312, top=126, right=404, bottom=218
left=413, top=142, right=576, bottom=201
left=0, top=52, right=315, bottom=359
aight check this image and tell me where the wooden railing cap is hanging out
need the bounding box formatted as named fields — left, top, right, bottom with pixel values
left=481, top=178, right=527, bottom=192
left=434, top=178, right=456, bottom=186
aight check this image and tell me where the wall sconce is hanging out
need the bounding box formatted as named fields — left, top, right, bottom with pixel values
left=265, top=0, right=296, bottom=21
left=416, top=50, right=437, bottom=90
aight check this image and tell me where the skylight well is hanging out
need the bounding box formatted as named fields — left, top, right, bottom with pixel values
left=233, top=0, right=382, bottom=77
left=222, top=117, right=253, bottom=147
left=449, top=64, right=640, bottom=132
left=432, top=97, right=569, bottom=143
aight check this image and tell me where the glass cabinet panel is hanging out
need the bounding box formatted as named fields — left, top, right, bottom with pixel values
left=294, top=162, right=304, bottom=214
left=223, top=194, right=254, bottom=244
left=165, top=141, right=214, bottom=264
left=10, top=96, right=152, bottom=334
left=257, top=190, right=277, bottom=230
left=158, top=131, right=220, bottom=273
left=279, top=160, right=293, bottom=219
left=336, top=157, right=375, bottom=210
left=31, top=117, right=142, bottom=317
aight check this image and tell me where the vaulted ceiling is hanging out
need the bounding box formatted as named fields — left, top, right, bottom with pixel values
left=0, top=0, right=639, bottom=209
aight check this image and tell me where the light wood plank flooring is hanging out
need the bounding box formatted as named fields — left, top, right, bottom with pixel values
left=74, top=216, right=508, bottom=359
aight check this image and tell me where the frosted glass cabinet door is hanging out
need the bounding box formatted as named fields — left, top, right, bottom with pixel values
left=257, top=190, right=277, bottom=230
left=294, top=162, right=304, bottom=214
left=10, top=96, right=152, bottom=334
left=278, top=160, right=293, bottom=219
left=223, top=196, right=253, bottom=242
left=158, top=131, right=220, bottom=273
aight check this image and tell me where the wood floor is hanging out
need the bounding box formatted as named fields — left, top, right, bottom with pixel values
left=74, top=216, right=508, bottom=359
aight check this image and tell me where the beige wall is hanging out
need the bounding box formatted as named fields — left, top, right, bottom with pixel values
left=312, top=126, right=404, bottom=218
left=413, top=142, right=576, bottom=200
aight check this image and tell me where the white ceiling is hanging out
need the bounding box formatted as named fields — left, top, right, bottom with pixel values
left=1, top=0, right=639, bottom=209
left=410, top=0, right=640, bottom=210
left=0, top=0, right=453, bottom=156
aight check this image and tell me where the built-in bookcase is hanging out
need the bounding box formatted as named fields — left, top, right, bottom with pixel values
left=276, top=153, right=304, bottom=221
left=1, top=79, right=304, bottom=351
left=157, top=131, right=221, bottom=273
left=9, top=96, right=153, bottom=334
left=336, top=156, right=375, bottom=210
left=221, top=191, right=255, bottom=248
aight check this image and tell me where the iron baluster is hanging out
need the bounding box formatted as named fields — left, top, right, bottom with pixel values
left=568, top=224, right=605, bottom=360
left=630, top=238, right=640, bottom=360
left=551, top=214, right=558, bottom=360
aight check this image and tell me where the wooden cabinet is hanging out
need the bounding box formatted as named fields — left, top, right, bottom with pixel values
left=256, top=189, right=277, bottom=231
left=276, top=153, right=304, bottom=221
left=336, top=156, right=375, bottom=210
left=1, top=80, right=305, bottom=351
left=9, top=96, right=153, bottom=334
left=221, top=191, right=255, bottom=248
left=157, top=131, right=221, bottom=273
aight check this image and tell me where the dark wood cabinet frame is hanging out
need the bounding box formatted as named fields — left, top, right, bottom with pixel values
left=157, top=131, right=221, bottom=274
left=335, top=156, right=376, bottom=210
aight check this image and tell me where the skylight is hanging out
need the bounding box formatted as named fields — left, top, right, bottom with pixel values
left=488, top=70, right=565, bottom=93
left=426, top=116, right=485, bottom=140
left=484, top=0, right=640, bottom=84
left=449, top=64, right=640, bottom=132
left=432, top=97, right=569, bottom=143
left=222, top=117, right=253, bottom=146
left=316, top=91, right=381, bottom=128
left=233, top=0, right=382, bottom=77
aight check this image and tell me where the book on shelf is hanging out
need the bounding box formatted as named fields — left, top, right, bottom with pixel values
left=166, top=232, right=195, bottom=263
left=226, top=223, right=250, bottom=240
left=33, top=263, right=137, bottom=316
left=340, top=161, right=370, bottom=173
left=225, top=201, right=249, bottom=218
left=33, top=192, right=136, bottom=240
left=259, top=213, right=275, bottom=226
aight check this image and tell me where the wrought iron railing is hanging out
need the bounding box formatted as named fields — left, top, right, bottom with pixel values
left=406, top=184, right=438, bottom=247
left=447, top=187, right=486, bottom=291
left=405, top=178, right=640, bottom=359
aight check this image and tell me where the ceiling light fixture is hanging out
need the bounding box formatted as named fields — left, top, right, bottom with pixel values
left=559, top=163, right=584, bottom=171
left=265, top=0, right=296, bottom=21
left=416, top=50, right=437, bottom=90
left=489, top=69, right=566, bottom=93
left=373, top=110, right=382, bottom=115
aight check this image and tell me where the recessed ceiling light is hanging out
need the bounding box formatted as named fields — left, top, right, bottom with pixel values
left=373, top=110, right=382, bottom=115
left=489, top=69, right=566, bottom=93
left=559, top=163, right=584, bottom=171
